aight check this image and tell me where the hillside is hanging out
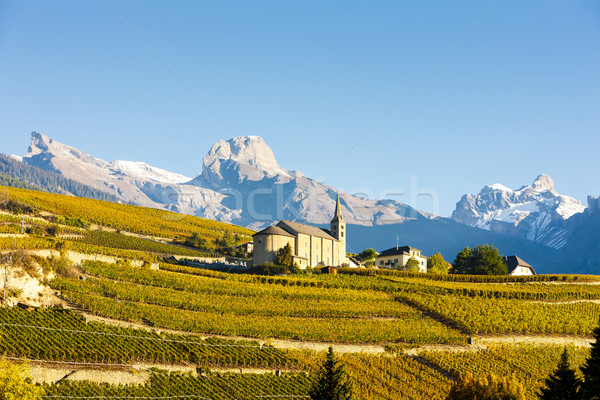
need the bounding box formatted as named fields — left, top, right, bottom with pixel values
left=0, top=154, right=118, bottom=202
left=0, top=185, right=599, bottom=399
left=2, top=185, right=253, bottom=241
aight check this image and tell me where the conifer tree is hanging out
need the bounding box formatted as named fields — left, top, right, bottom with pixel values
left=538, top=347, right=581, bottom=400
left=581, top=316, right=600, bottom=400
left=309, top=347, right=353, bottom=400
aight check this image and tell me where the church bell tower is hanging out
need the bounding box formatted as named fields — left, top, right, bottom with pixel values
left=330, top=194, right=346, bottom=264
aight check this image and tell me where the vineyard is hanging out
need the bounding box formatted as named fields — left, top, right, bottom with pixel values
left=43, top=371, right=312, bottom=400
left=2, top=184, right=600, bottom=399
left=420, top=344, right=590, bottom=399
left=52, top=261, right=466, bottom=344
left=0, top=307, right=298, bottom=368
left=2, top=186, right=253, bottom=241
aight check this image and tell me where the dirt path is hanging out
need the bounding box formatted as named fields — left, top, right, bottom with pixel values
left=475, top=335, right=593, bottom=347
left=19, top=359, right=298, bottom=385
left=532, top=299, right=600, bottom=305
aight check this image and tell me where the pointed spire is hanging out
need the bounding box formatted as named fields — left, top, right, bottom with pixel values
left=332, top=194, right=344, bottom=222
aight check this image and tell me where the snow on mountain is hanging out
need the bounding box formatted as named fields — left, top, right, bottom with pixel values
left=189, top=136, right=429, bottom=228
left=111, top=160, right=191, bottom=184
left=21, top=132, right=229, bottom=215
left=451, top=174, right=585, bottom=249
left=18, top=132, right=430, bottom=229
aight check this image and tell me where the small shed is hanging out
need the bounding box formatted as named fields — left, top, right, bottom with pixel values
left=321, top=266, right=338, bottom=275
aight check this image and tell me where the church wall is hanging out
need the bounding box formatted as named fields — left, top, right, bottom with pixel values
left=252, top=234, right=294, bottom=266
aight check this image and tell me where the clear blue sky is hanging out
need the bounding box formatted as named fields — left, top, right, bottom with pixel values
left=1, top=0, right=598, bottom=216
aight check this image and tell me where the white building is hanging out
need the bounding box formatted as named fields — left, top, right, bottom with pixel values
left=375, top=246, right=427, bottom=272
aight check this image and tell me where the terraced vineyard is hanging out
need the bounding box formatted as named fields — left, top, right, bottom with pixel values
left=43, top=371, right=312, bottom=400
left=1, top=184, right=599, bottom=400
left=53, top=261, right=466, bottom=344
left=420, top=344, right=590, bottom=399
left=4, top=186, right=253, bottom=240
left=0, top=307, right=297, bottom=368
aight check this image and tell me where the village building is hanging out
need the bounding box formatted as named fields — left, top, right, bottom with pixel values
left=252, top=196, right=348, bottom=269
left=235, top=241, right=254, bottom=253
left=375, top=245, right=428, bottom=272
left=503, top=255, right=536, bottom=276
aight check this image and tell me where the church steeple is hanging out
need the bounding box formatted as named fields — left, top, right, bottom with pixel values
left=330, top=194, right=346, bottom=266
left=332, top=194, right=344, bottom=223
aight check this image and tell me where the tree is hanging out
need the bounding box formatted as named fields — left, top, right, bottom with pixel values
left=356, top=248, right=378, bottom=267
left=539, top=348, right=581, bottom=400
left=428, top=252, right=450, bottom=274
left=405, top=256, right=421, bottom=272
left=581, top=316, right=600, bottom=400
left=447, top=372, right=525, bottom=400
left=452, top=247, right=472, bottom=274
left=452, top=245, right=508, bottom=275
left=470, top=245, right=508, bottom=275
left=276, top=243, right=294, bottom=267
left=0, top=358, right=44, bottom=400
left=309, top=347, right=353, bottom=400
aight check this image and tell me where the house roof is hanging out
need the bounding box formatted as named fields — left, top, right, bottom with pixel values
left=378, top=246, right=422, bottom=257
left=503, top=255, right=536, bottom=274
left=253, top=225, right=295, bottom=238
left=277, top=220, right=337, bottom=241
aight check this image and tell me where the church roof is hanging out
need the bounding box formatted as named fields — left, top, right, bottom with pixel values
left=331, top=194, right=344, bottom=222
left=253, top=225, right=295, bottom=238
left=503, top=255, right=536, bottom=274
left=277, top=220, right=337, bottom=241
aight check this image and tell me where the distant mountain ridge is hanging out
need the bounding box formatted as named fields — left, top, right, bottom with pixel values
left=4, top=131, right=598, bottom=273
left=451, top=175, right=585, bottom=249
left=18, top=132, right=431, bottom=230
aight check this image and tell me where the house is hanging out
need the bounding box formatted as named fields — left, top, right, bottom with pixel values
left=348, top=256, right=362, bottom=268
left=252, top=195, right=348, bottom=269
left=503, top=255, right=536, bottom=276
left=235, top=241, right=254, bottom=253
left=375, top=246, right=427, bottom=272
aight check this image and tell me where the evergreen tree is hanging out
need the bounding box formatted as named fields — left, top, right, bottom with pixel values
left=581, top=316, right=600, bottom=400
left=276, top=243, right=294, bottom=267
left=309, top=347, right=353, bottom=400
left=427, top=252, right=450, bottom=274
left=539, top=348, right=581, bottom=400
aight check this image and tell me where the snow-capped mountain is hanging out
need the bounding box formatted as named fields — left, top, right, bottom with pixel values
left=18, top=132, right=430, bottom=229
left=22, top=132, right=231, bottom=217
left=10, top=131, right=595, bottom=272
left=451, top=175, right=586, bottom=249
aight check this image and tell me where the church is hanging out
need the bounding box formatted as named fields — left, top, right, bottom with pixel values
left=252, top=196, right=347, bottom=269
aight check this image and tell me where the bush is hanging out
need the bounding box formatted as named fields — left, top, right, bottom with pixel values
left=447, top=372, right=524, bottom=400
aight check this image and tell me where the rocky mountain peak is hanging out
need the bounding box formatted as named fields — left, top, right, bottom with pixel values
left=451, top=175, right=584, bottom=249
left=205, top=136, right=279, bottom=170
left=196, top=136, right=290, bottom=189
left=531, top=174, right=555, bottom=193
left=27, top=131, right=52, bottom=155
